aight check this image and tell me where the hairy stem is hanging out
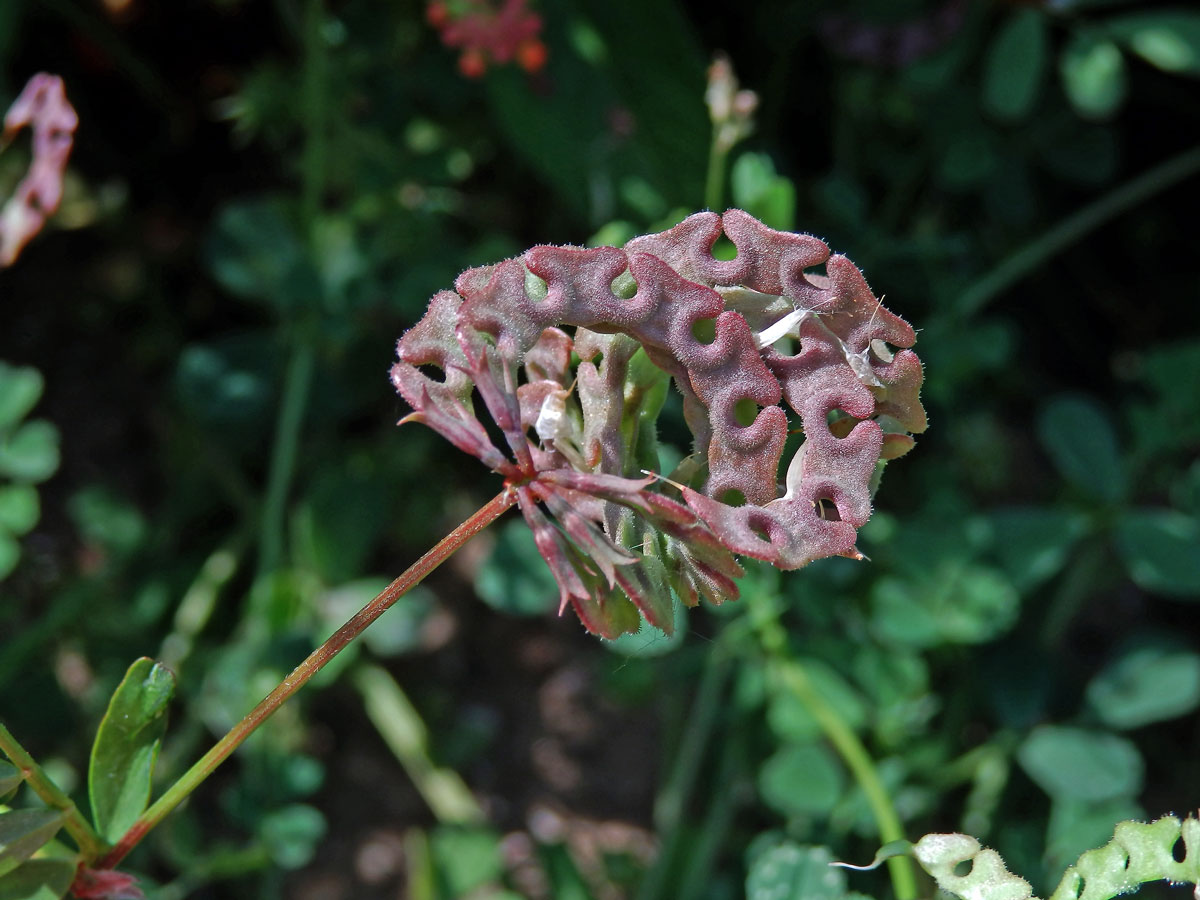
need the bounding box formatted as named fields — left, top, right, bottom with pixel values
left=750, top=593, right=918, bottom=900
left=956, top=142, right=1200, bottom=319
left=96, top=487, right=516, bottom=869
left=0, top=721, right=109, bottom=860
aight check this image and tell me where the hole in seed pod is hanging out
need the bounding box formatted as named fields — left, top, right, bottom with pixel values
left=417, top=363, right=446, bottom=384
left=611, top=269, right=637, bottom=300
left=710, top=234, right=737, bottom=261
left=524, top=268, right=549, bottom=302
left=869, top=338, right=896, bottom=364
left=733, top=397, right=760, bottom=427
left=813, top=497, right=840, bottom=521
left=952, top=859, right=973, bottom=878
left=1075, top=875, right=1086, bottom=898
left=691, top=318, right=717, bottom=345
left=1173, top=834, right=1188, bottom=863
left=826, top=409, right=856, bottom=438
left=747, top=513, right=772, bottom=543
left=719, top=488, right=747, bottom=507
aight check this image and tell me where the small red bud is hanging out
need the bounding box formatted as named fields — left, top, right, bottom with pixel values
left=425, top=1, right=450, bottom=29
left=458, top=48, right=487, bottom=78
left=516, top=38, right=548, bottom=73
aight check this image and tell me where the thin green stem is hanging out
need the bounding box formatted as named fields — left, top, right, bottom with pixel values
left=638, top=646, right=732, bottom=900
left=750, top=595, right=918, bottom=900
left=256, top=342, right=315, bottom=577
left=96, top=487, right=516, bottom=870
left=675, top=733, right=744, bottom=900
left=0, top=721, right=109, bottom=860
left=705, top=133, right=727, bottom=212
left=353, top=663, right=485, bottom=825
left=257, top=0, right=329, bottom=578
left=956, top=143, right=1200, bottom=320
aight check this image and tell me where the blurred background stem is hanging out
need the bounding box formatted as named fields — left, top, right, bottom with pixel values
left=749, top=591, right=919, bottom=900
left=955, top=142, right=1200, bottom=320
left=257, top=0, right=328, bottom=578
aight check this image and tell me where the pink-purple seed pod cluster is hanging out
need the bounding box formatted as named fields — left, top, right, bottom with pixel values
left=392, top=210, right=926, bottom=637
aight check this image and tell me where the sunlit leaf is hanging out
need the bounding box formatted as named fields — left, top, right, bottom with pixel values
left=1060, top=32, right=1127, bottom=119
left=1086, top=634, right=1200, bottom=729
left=0, top=365, right=43, bottom=433
left=758, top=743, right=844, bottom=818
left=1017, top=726, right=1143, bottom=801
left=88, top=658, right=175, bottom=843
left=1108, top=11, right=1200, bottom=76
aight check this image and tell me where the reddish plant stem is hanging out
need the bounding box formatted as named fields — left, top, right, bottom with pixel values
left=96, top=487, right=517, bottom=870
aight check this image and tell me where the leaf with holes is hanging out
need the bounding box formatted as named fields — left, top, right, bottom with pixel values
left=391, top=210, right=925, bottom=637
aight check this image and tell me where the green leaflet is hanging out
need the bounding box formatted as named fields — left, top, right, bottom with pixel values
left=909, top=815, right=1200, bottom=900
left=87, top=658, right=176, bottom=844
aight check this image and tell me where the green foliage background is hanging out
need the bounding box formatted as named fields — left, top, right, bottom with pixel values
left=1, top=0, right=1199, bottom=897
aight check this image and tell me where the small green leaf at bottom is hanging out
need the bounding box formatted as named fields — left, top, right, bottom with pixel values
left=88, top=658, right=175, bottom=843
left=0, top=764, right=21, bottom=803
left=0, top=858, right=77, bottom=900
left=0, top=810, right=67, bottom=879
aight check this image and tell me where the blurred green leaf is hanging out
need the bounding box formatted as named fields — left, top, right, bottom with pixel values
left=1044, top=796, right=1144, bottom=879
left=1017, top=726, right=1143, bottom=801
left=986, top=507, right=1089, bottom=590
left=758, top=743, right=844, bottom=818
left=318, top=579, right=430, bottom=659
left=260, top=803, right=326, bottom=869
left=537, top=841, right=592, bottom=900
left=1114, top=509, right=1200, bottom=598
left=430, top=827, right=504, bottom=896
left=205, top=197, right=313, bottom=309
left=746, top=842, right=855, bottom=900
left=0, top=487, right=38, bottom=537
left=0, top=533, right=19, bottom=582
left=68, top=487, right=147, bottom=559
left=0, top=763, right=20, bottom=803
left=1036, top=394, right=1125, bottom=502
left=175, top=333, right=279, bottom=436
left=1086, top=633, right=1200, bottom=729
left=1129, top=339, right=1200, bottom=461
left=475, top=519, right=558, bottom=616
left=1060, top=31, right=1127, bottom=119
left=730, top=153, right=796, bottom=232
left=294, top=466, right=388, bottom=584
left=0, top=810, right=66, bottom=879
left=88, top=658, right=175, bottom=843
left=870, top=563, right=1020, bottom=648
left=0, top=422, right=59, bottom=484
left=1035, top=121, right=1119, bottom=185
left=0, top=858, right=75, bottom=900
left=983, top=9, right=1048, bottom=121
left=1108, top=11, right=1200, bottom=76
left=0, top=365, right=43, bottom=433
